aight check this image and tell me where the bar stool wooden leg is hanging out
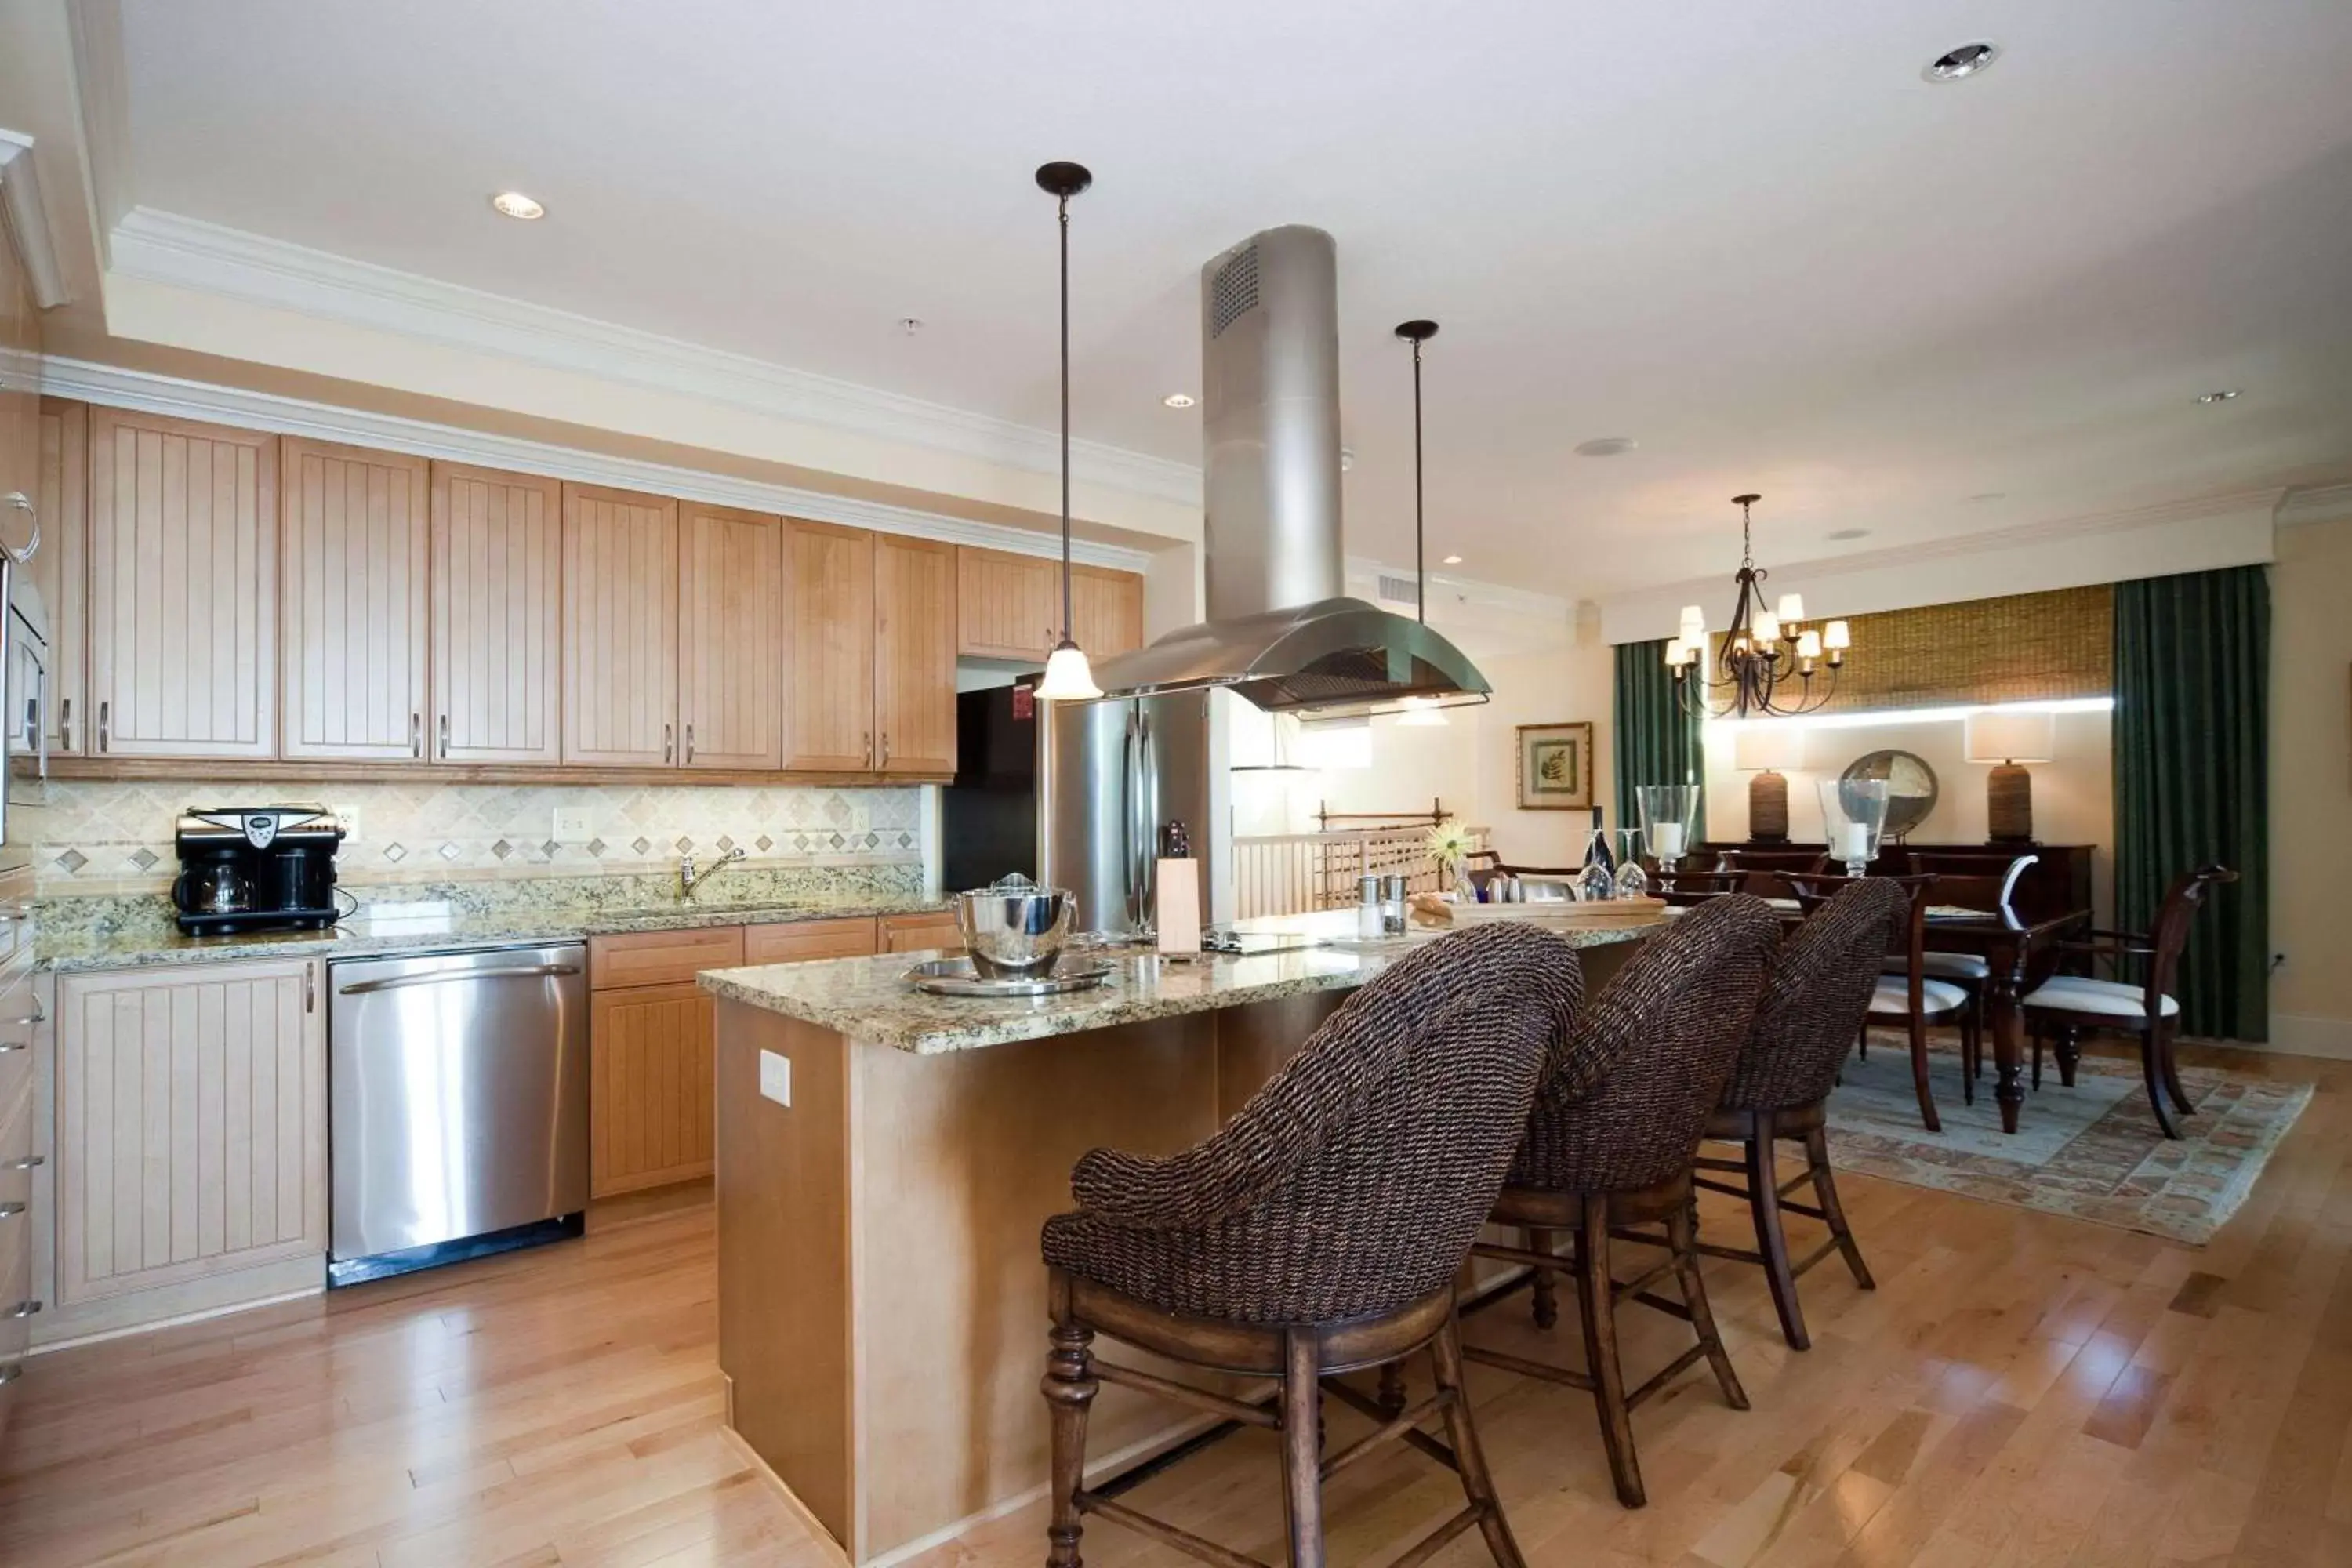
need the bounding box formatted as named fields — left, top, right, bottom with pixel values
left=1573, top=1196, right=1643, bottom=1508
left=1279, top=1328, right=1326, bottom=1568
left=1374, top=1360, right=1407, bottom=1417
left=1043, top=1317, right=1098, bottom=1568
left=2158, top=1019, right=2195, bottom=1115
left=1527, top=1228, right=1560, bottom=1330
left=1431, top=1313, right=1526, bottom=1568
left=1668, top=1199, right=1748, bottom=1411
left=1805, top=1125, right=1874, bottom=1290
left=1742, top=1109, right=1809, bottom=1352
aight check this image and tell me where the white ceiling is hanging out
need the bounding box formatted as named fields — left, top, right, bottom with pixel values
left=96, top=0, right=2352, bottom=593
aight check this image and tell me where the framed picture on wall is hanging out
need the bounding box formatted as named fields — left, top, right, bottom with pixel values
left=1516, top=721, right=1595, bottom=811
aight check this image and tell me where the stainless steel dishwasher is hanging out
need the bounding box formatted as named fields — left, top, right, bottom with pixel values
left=328, top=943, right=589, bottom=1286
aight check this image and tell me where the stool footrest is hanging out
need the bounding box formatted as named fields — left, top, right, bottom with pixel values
left=1094, top=1359, right=1278, bottom=1428
left=1321, top=1388, right=1457, bottom=1480
left=1390, top=1506, right=1483, bottom=1568
left=1321, top=1374, right=1460, bottom=1469
left=1077, top=1491, right=1269, bottom=1568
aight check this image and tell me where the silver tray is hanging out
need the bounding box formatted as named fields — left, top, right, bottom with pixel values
left=904, top=956, right=1115, bottom=997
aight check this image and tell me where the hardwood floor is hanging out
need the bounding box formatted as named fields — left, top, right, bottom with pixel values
left=2, top=1044, right=2347, bottom=1567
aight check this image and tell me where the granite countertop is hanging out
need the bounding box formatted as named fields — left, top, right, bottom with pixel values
left=35, top=893, right=953, bottom=973
left=699, top=906, right=1651, bottom=1055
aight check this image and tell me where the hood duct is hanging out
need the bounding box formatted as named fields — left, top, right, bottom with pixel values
left=1090, top=225, right=1490, bottom=715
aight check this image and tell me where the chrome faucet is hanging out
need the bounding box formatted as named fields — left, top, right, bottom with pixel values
left=679, top=846, right=747, bottom=900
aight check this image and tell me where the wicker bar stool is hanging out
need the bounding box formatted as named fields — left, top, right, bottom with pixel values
left=1040, top=923, right=1586, bottom=1568
left=1694, top=879, right=1906, bottom=1352
left=1467, top=895, right=1781, bottom=1510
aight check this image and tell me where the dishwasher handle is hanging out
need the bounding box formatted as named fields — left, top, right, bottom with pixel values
left=336, top=962, right=583, bottom=996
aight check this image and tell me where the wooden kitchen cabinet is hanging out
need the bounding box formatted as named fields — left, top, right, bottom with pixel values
left=679, top=503, right=782, bottom=770
left=878, top=910, right=963, bottom=955
left=431, top=461, right=563, bottom=764
left=32, top=398, right=85, bottom=753
left=563, top=483, right=679, bottom=766
left=743, top=916, right=877, bottom=964
left=782, top=519, right=877, bottom=771
left=873, top=534, right=956, bottom=775
left=956, top=546, right=1058, bottom=660
left=281, top=438, right=431, bottom=760
left=1070, top=564, right=1146, bottom=659
left=85, top=408, right=279, bottom=759
left=53, top=959, right=327, bottom=1305
left=590, top=982, right=718, bottom=1197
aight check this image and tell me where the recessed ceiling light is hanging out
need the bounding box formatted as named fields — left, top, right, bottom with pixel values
left=1441, top=554, right=1463, bottom=565
left=490, top=191, right=545, bottom=221
left=1828, top=528, right=1871, bottom=541
left=1162, top=393, right=1196, bottom=408
left=2196, top=389, right=2241, bottom=405
left=1339, top=446, right=1356, bottom=472
left=1924, top=42, right=2000, bottom=82
left=1573, top=437, right=1639, bottom=458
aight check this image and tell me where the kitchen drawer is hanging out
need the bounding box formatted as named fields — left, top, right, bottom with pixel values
left=877, top=912, right=962, bottom=956
left=590, top=926, right=746, bottom=991
left=743, top=918, right=877, bottom=965
left=0, top=862, right=31, bottom=970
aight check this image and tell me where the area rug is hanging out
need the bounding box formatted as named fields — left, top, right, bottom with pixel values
left=1820, top=1033, right=2313, bottom=1244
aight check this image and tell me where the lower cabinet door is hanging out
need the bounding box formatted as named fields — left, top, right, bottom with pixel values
left=54, top=960, right=327, bottom=1305
left=590, top=982, right=717, bottom=1198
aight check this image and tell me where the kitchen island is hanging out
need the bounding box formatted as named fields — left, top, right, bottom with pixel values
left=699, top=909, right=1650, bottom=1564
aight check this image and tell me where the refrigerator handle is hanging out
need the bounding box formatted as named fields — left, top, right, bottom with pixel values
left=1134, top=707, right=1158, bottom=935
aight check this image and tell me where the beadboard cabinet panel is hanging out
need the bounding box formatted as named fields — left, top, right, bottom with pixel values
left=55, top=960, right=326, bottom=1305
left=956, top=546, right=1058, bottom=661
left=873, top=535, right=956, bottom=775
left=590, top=982, right=717, bottom=1197
left=562, top=484, right=679, bottom=767
left=679, top=504, right=783, bottom=771
left=1071, top=564, right=1146, bottom=659
left=281, top=438, right=431, bottom=761
left=33, top=398, right=86, bottom=754
left=782, top=520, right=877, bottom=772
left=432, top=463, right=563, bottom=765
left=86, top=409, right=279, bottom=759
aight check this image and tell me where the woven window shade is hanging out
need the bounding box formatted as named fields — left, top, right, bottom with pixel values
left=1709, top=584, right=2112, bottom=713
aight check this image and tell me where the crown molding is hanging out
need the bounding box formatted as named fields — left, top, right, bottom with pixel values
left=2277, top=482, right=2352, bottom=530
left=105, top=205, right=1203, bottom=510
left=41, top=354, right=1153, bottom=572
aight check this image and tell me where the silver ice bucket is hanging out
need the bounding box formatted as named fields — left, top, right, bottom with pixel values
left=953, top=875, right=1076, bottom=978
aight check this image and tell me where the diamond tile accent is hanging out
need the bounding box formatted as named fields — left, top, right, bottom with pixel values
left=383, top=843, right=408, bottom=862
left=717, top=834, right=735, bottom=852
left=829, top=832, right=846, bottom=849
left=756, top=835, right=774, bottom=852
left=439, top=843, right=461, bottom=860
left=492, top=839, right=514, bottom=860
left=674, top=836, right=694, bottom=854
left=53, top=849, right=87, bottom=873
left=129, top=848, right=159, bottom=871
left=541, top=840, right=561, bottom=858
left=586, top=838, right=608, bottom=856
left=633, top=837, right=652, bottom=855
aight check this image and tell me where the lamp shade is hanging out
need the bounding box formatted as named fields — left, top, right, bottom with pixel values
left=1964, top=710, right=2056, bottom=764
left=1733, top=724, right=1805, bottom=772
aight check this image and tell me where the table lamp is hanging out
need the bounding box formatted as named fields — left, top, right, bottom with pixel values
left=1964, top=710, right=2056, bottom=844
left=1733, top=724, right=1806, bottom=843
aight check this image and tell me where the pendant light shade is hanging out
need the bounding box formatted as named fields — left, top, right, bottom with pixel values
left=1393, top=319, right=1447, bottom=726
left=1032, top=159, right=1102, bottom=703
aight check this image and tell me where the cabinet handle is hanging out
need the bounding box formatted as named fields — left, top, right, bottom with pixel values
left=0, top=1202, right=24, bottom=1219
left=0, top=1001, right=42, bottom=1024
left=59, top=697, right=71, bottom=753
left=880, top=731, right=891, bottom=768
left=664, top=723, right=674, bottom=764
left=410, top=712, right=422, bottom=758
left=0, top=1043, right=24, bottom=1054
left=0, top=1154, right=41, bottom=1171
left=304, top=967, right=316, bottom=1013
left=684, top=723, right=695, bottom=764
left=0, top=491, right=36, bottom=565
left=3, top=1301, right=38, bottom=1319
left=438, top=713, right=450, bottom=759
left=862, top=731, right=873, bottom=767
left=97, top=700, right=110, bottom=753
left=0, top=1364, right=18, bottom=1385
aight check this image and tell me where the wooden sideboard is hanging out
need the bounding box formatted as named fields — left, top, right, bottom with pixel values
left=1700, top=840, right=2096, bottom=924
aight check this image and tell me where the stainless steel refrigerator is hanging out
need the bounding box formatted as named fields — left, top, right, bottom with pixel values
left=1039, top=690, right=1223, bottom=939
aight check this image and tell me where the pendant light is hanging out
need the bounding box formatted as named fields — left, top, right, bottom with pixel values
left=1033, top=160, right=1103, bottom=702
left=1394, top=319, right=1447, bottom=728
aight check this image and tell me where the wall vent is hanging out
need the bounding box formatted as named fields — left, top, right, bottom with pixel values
left=1375, top=574, right=1421, bottom=607
left=1209, top=243, right=1261, bottom=338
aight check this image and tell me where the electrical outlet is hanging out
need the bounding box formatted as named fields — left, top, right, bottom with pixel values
left=759, top=1050, right=792, bottom=1107
left=334, top=804, right=360, bottom=840
left=552, top=808, right=593, bottom=840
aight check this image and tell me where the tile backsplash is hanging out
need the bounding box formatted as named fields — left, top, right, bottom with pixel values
left=30, top=779, right=928, bottom=895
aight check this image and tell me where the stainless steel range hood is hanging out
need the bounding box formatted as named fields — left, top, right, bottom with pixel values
left=1090, top=225, right=1490, bottom=714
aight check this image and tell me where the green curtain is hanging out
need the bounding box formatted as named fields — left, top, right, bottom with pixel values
left=1613, top=639, right=1707, bottom=840
left=2113, top=565, right=2268, bottom=1040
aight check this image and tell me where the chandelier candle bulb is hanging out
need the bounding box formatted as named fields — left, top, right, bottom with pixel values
left=1753, top=608, right=1782, bottom=644
left=1796, top=629, right=1824, bottom=659
left=1680, top=604, right=1707, bottom=637
left=1777, top=593, right=1806, bottom=622
left=1824, top=619, right=1852, bottom=651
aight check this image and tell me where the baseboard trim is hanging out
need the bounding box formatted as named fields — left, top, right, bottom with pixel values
left=2212, top=1016, right=2352, bottom=1061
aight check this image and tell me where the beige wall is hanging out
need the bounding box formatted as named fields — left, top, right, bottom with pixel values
left=2270, top=517, right=2352, bottom=1056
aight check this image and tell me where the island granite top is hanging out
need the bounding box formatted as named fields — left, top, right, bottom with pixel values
left=698, top=907, right=1652, bottom=1054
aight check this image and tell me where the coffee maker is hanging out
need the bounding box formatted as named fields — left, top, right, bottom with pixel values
left=172, top=805, right=346, bottom=936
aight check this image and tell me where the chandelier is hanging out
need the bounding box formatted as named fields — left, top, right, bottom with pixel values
left=1666, top=493, right=1853, bottom=718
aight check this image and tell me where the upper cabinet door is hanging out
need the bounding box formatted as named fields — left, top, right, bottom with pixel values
left=86, top=409, right=278, bottom=759
left=563, top=484, right=679, bottom=767
left=956, top=546, right=1057, bottom=661
left=432, top=463, right=562, bottom=765
left=1070, top=565, right=1146, bottom=659
left=780, top=520, right=875, bottom=772
left=679, top=503, right=783, bottom=771
left=873, top=534, right=956, bottom=775
left=281, top=438, right=430, bottom=761
left=33, top=399, right=86, bottom=754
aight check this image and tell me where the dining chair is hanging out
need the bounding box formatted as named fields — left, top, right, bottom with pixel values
left=1697, top=878, right=1907, bottom=1349
left=2022, top=863, right=2237, bottom=1139
left=1716, top=848, right=1830, bottom=899
left=1039, top=922, right=1585, bottom=1568
left=1900, top=851, right=2038, bottom=1095
left=1468, top=895, right=1780, bottom=1508
left=1790, top=872, right=1958, bottom=1132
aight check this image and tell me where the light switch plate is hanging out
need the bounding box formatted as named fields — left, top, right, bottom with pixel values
left=552, top=808, right=593, bottom=840
left=759, top=1050, right=792, bottom=1107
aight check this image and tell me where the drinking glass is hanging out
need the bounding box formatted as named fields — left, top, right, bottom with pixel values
left=1577, top=829, right=1617, bottom=902
left=1635, top=785, right=1700, bottom=891
left=1817, top=777, right=1891, bottom=877
left=1612, top=829, right=1650, bottom=898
